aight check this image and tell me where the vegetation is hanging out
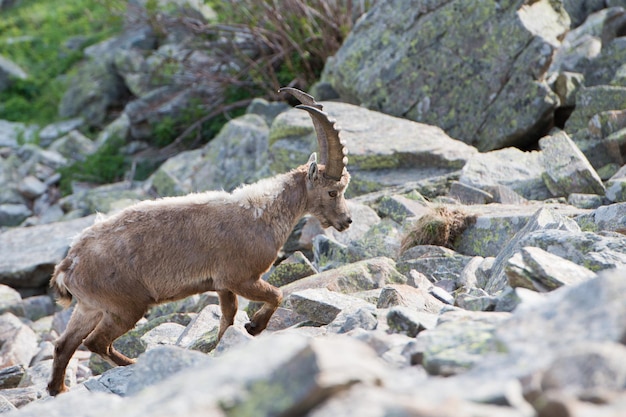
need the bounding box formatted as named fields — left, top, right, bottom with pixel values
left=0, top=0, right=125, bottom=125
left=2, top=0, right=369, bottom=192
left=57, top=135, right=127, bottom=195
left=400, top=206, right=476, bottom=254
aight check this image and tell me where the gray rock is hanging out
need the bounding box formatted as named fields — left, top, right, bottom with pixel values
left=269, top=102, right=476, bottom=197
left=0, top=285, right=24, bottom=317
left=286, top=288, right=373, bottom=325
left=485, top=208, right=581, bottom=295
left=397, top=245, right=474, bottom=286
left=176, top=304, right=248, bottom=349
left=448, top=181, right=494, bottom=205
left=496, top=269, right=626, bottom=375
left=0, top=215, right=95, bottom=290
left=539, top=131, right=605, bottom=197
left=219, top=336, right=387, bottom=417
left=193, top=113, right=271, bottom=193
left=124, top=84, right=211, bottom=141
left=552, top=71, right=585, bottom=108
left=48, top=130, right=97, bottom=162
left=60, top=182, right=147, bottom=214
left=348, top=218, right=403, bottom=261
left=245, top=97, right=290, bottom=126
left=0, top=395, right=16, bottom=413
left=144, top=148, right=203, bottom=197
left=84, top=366, right=134, bottom=396
left=376, top=284, right=445, bottom=314
left=417, top=313, right=508, bottom=377
left=567, top=193, right=603, bottom=209
left=58, top=58, right=130, bottom=128
left=280, top=257, right=407, bottom=300
left=0, top=203, right=31, bottom=226
left=140, top=323, right=186, bottom=351
left=605, top=172, right=626, bottom=203
left=213, top=325, right=254, bottom=357
left=506, top=246, right=597, bottom=292
left=265, top=251, right=317, bottom=288
left=17, top=176, right=47, bottom=199
left=386, top=306, right=438, bottom=338
left=519, top=228, right=626, bottom=272
left=21, top=295, right=54, bottom=322
left=1, top=390, right=122, bottom=417
left=327, top=306, right=378, bottom=334
left=457, top=204, right=555, bottom=258
left=456, top=289, right=498, bottom=312
left=38, top=118, right=85, bottom=147
left=323, top=200, right=381, bottom=246
left=541, top=342, right=626, bottom=397
left=566, top=86, right=626, bottom=168
left=582, top=202, right=626, bottom=233
left=321, top=0, right=567, bottom=151
left=313, top=235, right=352, bottom=271
left=376, top=194, right=431, bottom=223
left=0, top=313, right=38, bottom=369
left=0, top=365, right=25, bottom=389
left=125, top=345, right=212, bottom=396
left=459, top=148, right=551, bottom=201
left=0, top=120, right=37, bottom=149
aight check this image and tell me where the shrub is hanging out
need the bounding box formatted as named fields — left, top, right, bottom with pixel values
left=0, top=0, right=124, bottom=124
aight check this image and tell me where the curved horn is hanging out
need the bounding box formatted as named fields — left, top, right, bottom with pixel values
left=279, top=87, right=328, bottom=168
left=295, top=105, right=347, bottom=181
left=278, top=87, right=323, bottom=110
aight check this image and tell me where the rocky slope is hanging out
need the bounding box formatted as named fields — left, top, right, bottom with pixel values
left=1, top=1, right=626, bottom=416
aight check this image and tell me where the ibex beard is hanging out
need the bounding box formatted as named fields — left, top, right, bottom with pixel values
left=47, top=87, right=351, bottom=396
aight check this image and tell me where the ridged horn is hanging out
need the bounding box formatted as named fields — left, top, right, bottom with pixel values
left=295, top=105, right=347, bottom=180
left=279, top=87, right=347, bottom=181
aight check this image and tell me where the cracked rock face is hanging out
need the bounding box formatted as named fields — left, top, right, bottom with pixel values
left=321, top=0, right=569, bottom=151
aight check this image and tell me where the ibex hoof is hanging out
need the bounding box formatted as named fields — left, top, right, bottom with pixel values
left=245, top=321, right=261, bottom=336
left=47, top=382, right=68, bottom=397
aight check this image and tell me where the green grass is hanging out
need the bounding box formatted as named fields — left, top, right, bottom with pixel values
left=0, top=0, right=124, bottom=125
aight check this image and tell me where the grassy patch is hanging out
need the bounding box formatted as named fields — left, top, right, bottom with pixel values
left=401, top=206, right=476, bottom=253
left=0, top=0, right=124, bottom=124
left=57, top=135, right=128, bottom=195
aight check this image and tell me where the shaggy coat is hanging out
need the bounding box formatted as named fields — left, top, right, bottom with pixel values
left=47, top=161, right=351, bottom=396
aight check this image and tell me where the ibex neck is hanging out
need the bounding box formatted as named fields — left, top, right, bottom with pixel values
left=262, top=167, right=309, bottom=248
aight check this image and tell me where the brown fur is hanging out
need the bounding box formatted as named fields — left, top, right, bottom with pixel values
left=47, top=163, right=351, bottom=396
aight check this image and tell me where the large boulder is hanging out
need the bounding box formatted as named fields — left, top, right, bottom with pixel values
left=321, top=0, right=568, bottom=151
left=147, top=113, right=270, bottom=196
left=269, top=101, right=477, bottom=197
left=0, top=216, right=95, bottom=291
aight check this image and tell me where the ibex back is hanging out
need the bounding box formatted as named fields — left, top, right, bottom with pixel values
left=47, top=88, right=351, bottom=396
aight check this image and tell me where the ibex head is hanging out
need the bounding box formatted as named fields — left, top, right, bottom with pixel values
left=280, top=87, right=352, bottom=232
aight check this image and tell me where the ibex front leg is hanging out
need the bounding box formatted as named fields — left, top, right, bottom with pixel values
left=230, top=278, right=282, bottom=335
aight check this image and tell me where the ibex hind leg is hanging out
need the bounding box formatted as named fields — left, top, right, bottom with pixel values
left=83, top=308, right=145, bottom=366
left=48, top=304, right=102, bottom=396
left=230, top=279, right=282, bottom=336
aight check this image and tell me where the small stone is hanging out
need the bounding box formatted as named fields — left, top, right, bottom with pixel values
left=17, top=176, right=47, bottom=199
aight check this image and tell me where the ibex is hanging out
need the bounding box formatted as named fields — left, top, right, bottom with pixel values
left=47, top=87, right=351, bottom=396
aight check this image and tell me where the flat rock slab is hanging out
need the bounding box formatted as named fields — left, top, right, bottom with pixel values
left=269, top=101, right=477, bottom=196
left=0, top=215, right=95, bottom=290
left=506, top=246, right=597, bottom=291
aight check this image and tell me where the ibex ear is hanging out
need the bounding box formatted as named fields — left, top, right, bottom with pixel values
left=307, top=152, right=319, bottom=181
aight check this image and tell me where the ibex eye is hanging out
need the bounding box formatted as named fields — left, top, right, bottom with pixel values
left=328, top=191, right=338, bottom=198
